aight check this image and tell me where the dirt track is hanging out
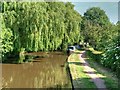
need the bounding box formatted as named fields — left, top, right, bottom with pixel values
left=79, top=51, right=107, bottom=90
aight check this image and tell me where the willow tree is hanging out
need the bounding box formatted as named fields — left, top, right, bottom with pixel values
left=1, top=2, right=82, bottom=62
left=47, top=2, right=66, bottom=50
left=0, top=13, right=13, bottom=61
left=63, top=2, right=82, bottom=50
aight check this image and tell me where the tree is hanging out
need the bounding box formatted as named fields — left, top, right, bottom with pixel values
left=1, top=2, right=82, bottom=62
left=0, top=13, right=13, bottom=61
left=83, top=7, right=110, bottom=26
left=81, top=7, right=111, bottom=50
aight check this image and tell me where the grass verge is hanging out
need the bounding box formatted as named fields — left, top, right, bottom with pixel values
left=86, top=50, right=119, bottom=90
left=68, top=52, right=97, bottom=88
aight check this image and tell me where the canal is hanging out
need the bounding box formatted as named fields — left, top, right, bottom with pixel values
left=2, top=52, right=72, bottom=88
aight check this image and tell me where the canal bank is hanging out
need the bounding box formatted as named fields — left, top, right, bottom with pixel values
left=67, top=52, right=84, bottom=88
left=67, top=51, right=97, bottom=88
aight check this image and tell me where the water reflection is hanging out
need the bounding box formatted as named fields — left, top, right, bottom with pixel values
left=2, top=52, right=72, bottom=88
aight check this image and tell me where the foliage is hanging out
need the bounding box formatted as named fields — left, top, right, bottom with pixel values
left=81, top=7, right=114, bottom=50
left=86, top=22, right=119, bottom=75
left=0, top=13, right=13, bottom=61
left=101, top=40, right=120, bottom=71
left=101, top=22, right=120, bottom=76
left=86, top=49, right=102, bottom=63
left=86, top=51, right=119, bottom=89
left=1, top=2, right=82, bottom=61
left=83, top=7, right=110, bottom=26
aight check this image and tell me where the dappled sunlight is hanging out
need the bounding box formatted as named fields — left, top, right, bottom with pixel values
left=68, top=51, right=108, bottom=89
left=73, top=77, right=108, bottom=89
left=97, top=74, right=106, bottom=78
left=79, top=51, right=107, bottom=88
left=88, top=48, right=95, bottom=51
left=83, top=70, right=106, bottom=78
left=82, top=64, right=106, bottom=79
left=88, top=48, right=102, bottom=54
left=92, top=51, right=103, bottom=54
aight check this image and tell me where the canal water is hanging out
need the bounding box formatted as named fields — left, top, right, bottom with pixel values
left=2, top=52, right=72, bottom=88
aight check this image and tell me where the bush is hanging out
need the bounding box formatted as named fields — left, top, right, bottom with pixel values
left=86, top=48, right=102, bottom=63
left=101, top=40, right=120, bottom=72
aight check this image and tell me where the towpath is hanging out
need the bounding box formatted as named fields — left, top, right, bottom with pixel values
left=68, top=51, right=107, bottom=89
left=79, top=51, right=107, bottom=90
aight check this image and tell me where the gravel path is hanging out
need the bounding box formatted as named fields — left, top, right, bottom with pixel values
left=79, top=51, right=107, bottom=90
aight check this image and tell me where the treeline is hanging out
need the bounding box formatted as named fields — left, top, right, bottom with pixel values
left=0, top=2, right=82, bottom=61
left=81, top=7, right=118, bottom=51
left=82, top=7, right=119, bottom=76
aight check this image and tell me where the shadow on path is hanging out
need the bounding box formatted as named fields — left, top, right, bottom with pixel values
left=73, top=77, right=107, bottom=90
left=77, top=51, right=107, bottom=89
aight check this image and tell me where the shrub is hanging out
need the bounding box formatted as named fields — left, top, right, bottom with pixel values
left=101, top=40, right=120, bottom=72
left=86, top=48, right=102, bottom=63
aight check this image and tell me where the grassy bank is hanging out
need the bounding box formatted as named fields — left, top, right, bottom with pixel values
left=68, top=52, right=97, bottom=88
left=86, top=49, right=119, bottom=90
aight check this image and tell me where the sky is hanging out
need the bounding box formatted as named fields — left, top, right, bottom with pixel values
left=71, top=2, right=119, bottom=24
